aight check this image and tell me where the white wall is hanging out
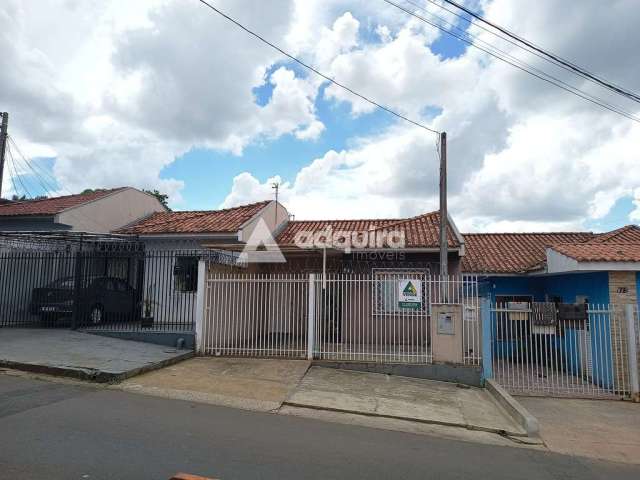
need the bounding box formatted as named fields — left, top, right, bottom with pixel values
left=239, top=201, right=289, bottom=243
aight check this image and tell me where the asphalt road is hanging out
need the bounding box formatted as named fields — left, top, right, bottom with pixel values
left=0, top=374, right=637, bottom=480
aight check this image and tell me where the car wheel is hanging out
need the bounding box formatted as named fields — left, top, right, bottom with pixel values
left=89, top=304, right=104, bottom=325
left=39, top=314, right=55, bottom=327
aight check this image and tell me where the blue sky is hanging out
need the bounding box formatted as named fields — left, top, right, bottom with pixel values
left=3, top=0, right=639, bottom=233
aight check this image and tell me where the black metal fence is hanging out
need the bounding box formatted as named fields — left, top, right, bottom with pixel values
left=0, top=248, right=202, bottom=332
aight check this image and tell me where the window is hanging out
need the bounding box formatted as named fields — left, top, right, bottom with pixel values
left=174, top=256, right=198, bottom=292
left=373, top=269, right=426, bottom=314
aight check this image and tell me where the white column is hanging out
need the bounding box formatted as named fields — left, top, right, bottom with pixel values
left=194, top=259, right=207, bottom=354
left=307, top=273, right=316, bottom=361
left=624, top=304, right=639, bottom=401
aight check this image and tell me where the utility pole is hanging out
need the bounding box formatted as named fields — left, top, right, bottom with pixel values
left=271, top=182, right=279, bottom=227
left=0, top=112, right=8, bottom=199
left=439, top=131, right=448, bottom=277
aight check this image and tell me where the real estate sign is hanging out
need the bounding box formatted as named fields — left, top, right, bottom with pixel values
left=398, top=278, right=422, bottom=309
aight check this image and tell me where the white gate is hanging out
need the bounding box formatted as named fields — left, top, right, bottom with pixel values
left=199, top=271, right=480, bottom=365
left=490, top=302, right=632, bottom=398
left=200, top=274, right=309, bottom=358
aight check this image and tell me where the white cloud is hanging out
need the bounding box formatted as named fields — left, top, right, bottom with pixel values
left=0, top=0, right=323, bottom=206
left=2, top=0, right=639, bottom=230
left=223, top=0, right=640, bottom=231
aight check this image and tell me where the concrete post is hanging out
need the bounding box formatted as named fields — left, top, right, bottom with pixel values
left=307, top=273, right=316, bottom=360
left=624, top=304, right=639, bottom=401
left=194, top=259, right=207, bottom=354
left=481, top=297, right=493, bottom=381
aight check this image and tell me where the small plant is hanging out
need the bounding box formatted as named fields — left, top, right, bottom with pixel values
left=143, top=297, right=155, bottom=318
left=140, top=284, right=159, bottom=327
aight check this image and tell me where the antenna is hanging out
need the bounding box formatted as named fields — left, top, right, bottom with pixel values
left=271, top=182, right=279, bottom=227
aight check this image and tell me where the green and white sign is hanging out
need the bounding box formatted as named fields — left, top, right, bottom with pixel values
left=398, top=279, right=422, bottom=309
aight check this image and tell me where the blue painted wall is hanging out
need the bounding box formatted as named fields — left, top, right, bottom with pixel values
left=482, top=271, right=615, bottom=389
left=481, top=272, right=610, bottom=305
left=636, top=272, right=640, bottom=305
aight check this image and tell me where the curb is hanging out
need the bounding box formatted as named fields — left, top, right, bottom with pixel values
left=0, top=350, right=194, bottom=384
left=282, top=400, right=527, bottom=437
left=485, top=378, right=539, bottom=437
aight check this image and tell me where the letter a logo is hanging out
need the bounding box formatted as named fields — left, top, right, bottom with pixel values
left=239, top=218, right=286, bottom=264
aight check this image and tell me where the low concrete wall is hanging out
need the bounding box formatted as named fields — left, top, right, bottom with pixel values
left=313, top=361, right=483, bottom=387
left=84, top=330, right=195, bottom=350
left=485, top=378, right=539, bottom=437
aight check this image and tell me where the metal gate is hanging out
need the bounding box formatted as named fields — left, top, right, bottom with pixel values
left=199, top=271, right=480, bottom=364
left=490, top=302, right=633, bottom=398
left=0, top=240, right=197, bottom=333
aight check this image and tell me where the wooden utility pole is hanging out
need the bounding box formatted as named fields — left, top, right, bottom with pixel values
left=0, top=112, right=8, bottom=199
left=439, top=131, right=448, bottom=277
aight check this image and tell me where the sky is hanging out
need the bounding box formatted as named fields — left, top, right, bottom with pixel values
left=1, top=0, right=639, bottom=233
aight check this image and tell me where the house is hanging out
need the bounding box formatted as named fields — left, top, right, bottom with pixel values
left=0, top=187, right=167, bottom=233
left=462, top=225, right=640, bottom=391
left=114, top=200, right=290, bottom=325
left=462, top=225, right=640, bottom=306
left=199, top=209, right=466, bottom=276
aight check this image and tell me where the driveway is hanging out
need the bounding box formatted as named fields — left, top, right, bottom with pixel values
left=285, top=366, right=527, bottom=436
left=519, top=396, right=640, bottom=464
left=119, top=357, right=312, bottom=411
left=118, top=358, right=529, bottom=439
left=0, top=329, right=192, bottom=382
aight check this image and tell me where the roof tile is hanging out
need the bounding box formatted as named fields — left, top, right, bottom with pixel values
left=277, top=211, right=460, bottom=249
left=117, top=201, right=270, bottom=234
left=0, top=188, right=126, bottom=217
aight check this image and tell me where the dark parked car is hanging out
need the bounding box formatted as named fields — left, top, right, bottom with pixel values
left=30, top=276, right=139, bottom=325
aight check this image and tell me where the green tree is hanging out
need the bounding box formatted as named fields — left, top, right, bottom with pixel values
left=144, top=189, right=170, bottom=210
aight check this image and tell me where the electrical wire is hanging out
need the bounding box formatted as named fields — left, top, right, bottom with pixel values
left=8, top=137, right=56, bottom=197
left=419, top=0, right=640, bottom=104
left=6, top=144, right=32, bottom=199
left=195, top=0, right=440, bottom=135
left=397, top=0, right=628, bottom=113
left=438, top=0, right=640, bottom=104
left=7, top=135, right=134, bottom=233
left=5, top=144, right=22, bottom=200
left=382, top=0, right=640, bottom=123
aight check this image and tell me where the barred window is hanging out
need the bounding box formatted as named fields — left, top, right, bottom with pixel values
left=174, top=256, right=198, bottom=292
left=373, top=269, right=427, bottom=314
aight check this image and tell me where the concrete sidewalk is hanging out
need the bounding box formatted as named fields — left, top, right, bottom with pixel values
left=118, top=358, right=531, bottom=440
left=0, top=329, right=193, bottom=382
left=519, top=397, right=640, bottom=465
left=118, top=357, right=311, bottom=412
left=285, top=366, right=527, bottom=436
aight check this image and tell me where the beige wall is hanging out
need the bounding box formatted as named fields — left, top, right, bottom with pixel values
left=608, top=271, right=637, bottom=390
left=238, top=201, right=289, bottom=243
left=56, top=188, right=166, bottom=233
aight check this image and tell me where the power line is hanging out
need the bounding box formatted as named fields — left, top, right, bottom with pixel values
left=8, top=136, right=57, bottom=196
left=438, top=0, right=640, bottom=104
left=195, top=0, right=441, bottom=135
left=5, top=145, right=22, bottom=199
left=7, top=135, right=132, bottom=233
left=382, top=0, right=640, bottom=123
left=398, top=0, right=628, bottom=111
left=6, top=144, right=32, bottom=198
left=416, top=0, right=634, bottom=99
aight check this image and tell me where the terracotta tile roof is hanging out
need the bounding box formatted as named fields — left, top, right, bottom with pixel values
left=589, top=225, right=640, bottom=244
left=277, top=211, right=461, bottom=249
left=0, top=188, right=126, bottom=217
left=117, top=201, right=270, bottom=235
left=550, top=243, right=640, bottom=262
left=461, top=232, right=595, bottom=273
